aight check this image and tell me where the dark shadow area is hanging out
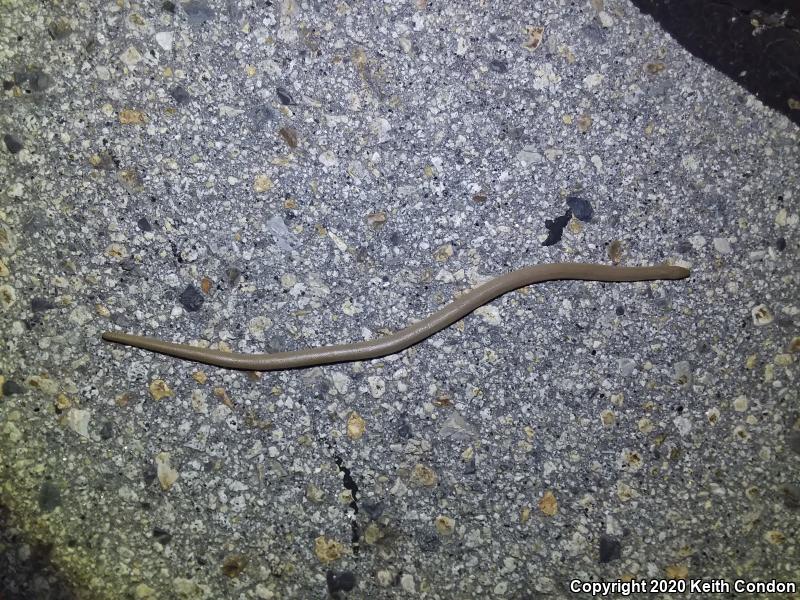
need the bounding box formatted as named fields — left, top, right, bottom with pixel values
left=0, top=502, right=76, bottom=600
left=630, top=0, right=800, bottom=125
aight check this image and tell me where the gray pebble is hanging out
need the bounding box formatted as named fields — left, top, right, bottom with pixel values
left=2, top=380, right=24, bottom=395
left=152, top=527, right=172, bottom=545
left=599, top=535, right=621, bottom=563
left=566, top=196, right=594, bottom=222
left=137, top=217, right=152, bottom=232
left=788, top=432, right=800, bottom=455
left=276, top=86, right=295, bottom=105
left=169, top=85, right=192, bottom=105
left=326, top=570, right=356, bottom=593
left=249, top=105, right=276, bottom=126
left=31, top=297, right=56, bottom=312
left=183, top=0, right=215, bottom=24
left=226, top=267, right=241, bottom=286
left=489, top=59, right=509, bottom=73
left=178, top=285, right=205, bottom=312
left=38, top=481, right=62, bottom=513
left=3, top=134, right=23, bottom=154
left=99, top=422, right=114, bottom=440
left=618, top=358, right=636, bottom=376
left=782, top=484, right=800, bottom=510
left=361, top=499, right=384, bottom=520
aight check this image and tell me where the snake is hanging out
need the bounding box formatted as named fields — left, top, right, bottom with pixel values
left=101, top=262, right=690, bottom=371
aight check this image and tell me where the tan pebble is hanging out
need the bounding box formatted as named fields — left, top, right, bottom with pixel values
left=201, top=277, right=212, bottom=295
left=193, top=371, right=208, bottom=384
left=520, top=506, right=531, bottom=524
left=638, top=418, right=654, bottom=433
left=706, top=408, right=719, bottom=425
left=95, top=304, right=110, bottom=317
left=314, top=536, right=345, bottom=563
left=621, top=449, right=642, bottom=470
left=434, top=515, right=455, bottom=536
left=522, top=25, right=544, bottom=50
left=253, top=175, right=273, bottom=193
left=732, top=395, right=748, bottom=412
left=306, top=483, right=325, bottom=503
left=221, top=554, right=248, bottom=577
left=149, top=379, right=172, bottom=401
left=54, top=394, right=72, bottom=411
left=569, top=219, right=583, bottom=234
left=765, top=530, right=785, bottom=545
left=617, top=482, right=637, bottom=502
left=733, top=425, right=750, bottom=441
left=213, top=387, right=233, bottom=408
left=434, top=243, right=453, bottom=262
left=788, top=337, right=800, bottom=353
left=665, top=564, right=688, bottom=579
left=538, top=490, right=558, bottom=516
left=751, top=304, right=773, bottom=326
left=155, top=452, right=178, bottom=490
left=347, top=412, right=366, bottom=440
left=0, top=284, right=16, bottom=309
left=364, top=522, right=382, bottom=545
left=104, top=243, right=127, bottom=261
left=646, top=62, right=666, bottom=74
left=0, top=258, right=8, bottom=277
left=787, top=98, right=800, bottom=110
left=745, top=354, right=758, bottom=369
left=600, top=410, right=615, bottom=427
left=775, top=353, right=793, bottom=366
left=279, top=127, right=298, bottom=148
left=410, top=464, right=438, bottom=487
left=608, top=240, right=624, bottom=264
left=119, top=109, right=146, bottom=124
left=577, top=114, right=592, bottom=132
left=366, top=211, right=387, bottom=228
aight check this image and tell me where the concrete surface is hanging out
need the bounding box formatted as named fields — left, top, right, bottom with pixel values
left=0, top=0, right=798, bottom=598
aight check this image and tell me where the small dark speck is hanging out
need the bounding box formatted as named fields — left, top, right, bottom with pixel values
left=776, top=237, right=786, bottom=251
left=161, top=0, right=176, bottom=13
left=137, top=217, right=152, bottom=232
left=615, top=305, right=625, bottom=316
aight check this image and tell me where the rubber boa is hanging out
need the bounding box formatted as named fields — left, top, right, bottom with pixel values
left=101, top=263, right=689, bottom=371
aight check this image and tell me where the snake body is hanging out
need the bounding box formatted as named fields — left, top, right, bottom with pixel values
left=101, top=263, right=689, bottom=371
